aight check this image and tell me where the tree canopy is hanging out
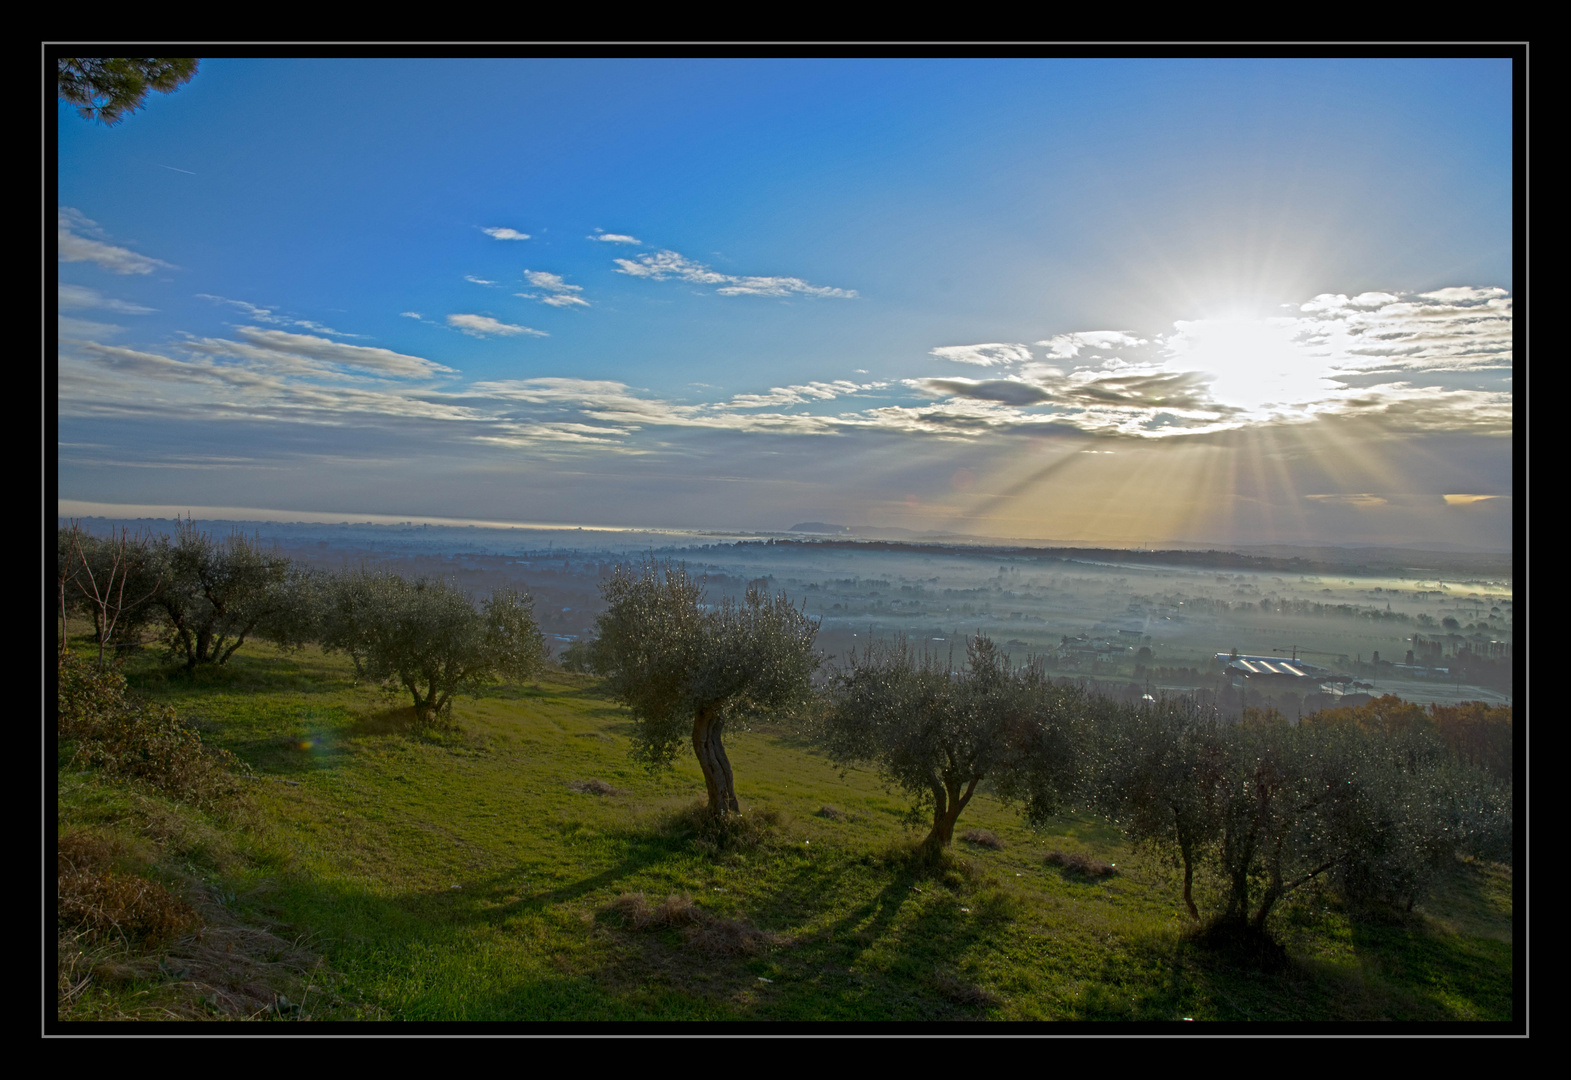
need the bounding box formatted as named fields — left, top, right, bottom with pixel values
left=590, top=560, right=819, bottom=816
left=822, top=635, right=1087, bottom=856
left=319, top=569, right=545, bottom=726
left=57, top=58, right=200, bottom=125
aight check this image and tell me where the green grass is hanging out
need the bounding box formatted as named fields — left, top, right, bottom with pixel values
left=58, top=635, right=1515, bottom=1022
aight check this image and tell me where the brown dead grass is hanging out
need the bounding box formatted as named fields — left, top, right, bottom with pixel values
left=1045, top=850, right=1118, bottom=878
left=55, top=829, right=362, bottom=1021
left=568, top=778, right=624, bottom=796
left=961, top=829, right=1005, bottom=850
left=602, top=892, right=788, bottom=956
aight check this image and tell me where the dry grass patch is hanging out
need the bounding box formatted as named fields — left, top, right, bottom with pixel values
left=1045, top=850, right=1118, bottom=878
left=568, top=778, right=624, bottom=796
left=602, top=893, right=788, bottom=957
left=961, top=829, right=1004, bottom=850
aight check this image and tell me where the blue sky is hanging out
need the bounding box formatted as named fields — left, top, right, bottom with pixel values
left=57, top=58, right=1514, bottom=547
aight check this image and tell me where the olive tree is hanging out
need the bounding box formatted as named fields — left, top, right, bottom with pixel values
left=822, top=635, right=1085, bottom=858
left=320, top=569, right=544, bottom=725
left=1096, top=701, right=1513, bottom=934
left=1092, top=697, right=1222, bottom=920
left=150, top=518, right=314, bottom=671
left=589, top=560, right=818, bottom=817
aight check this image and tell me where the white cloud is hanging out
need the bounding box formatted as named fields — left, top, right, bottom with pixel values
left=58, top=284, right=155, bottom=314
left=721, top=380, right=883, bottom=409
left=588, top=233, right=641, bottom=244
left=58, top=208, right=173, bottom=275
left=929, top=343, right=1032, bottom=367
left=182, top=327, right=455, bottom=379
left=1036, top=331, right=1149, bottom=359
left=482, top=227, right=531, bottom=241
left=447, top=314, right=547, bottom=338
left=465, top=275, right=500, bottom=286
left=613, top=249, right=857, bottom=299
left=196, top=294, right=362, bottom=337
left=400, top=311, right=423, bottom=319
left=517, top=269, right=590, bottom=308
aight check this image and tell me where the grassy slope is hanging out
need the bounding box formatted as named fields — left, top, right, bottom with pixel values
left=61, top=638, right=1514, bottom=1022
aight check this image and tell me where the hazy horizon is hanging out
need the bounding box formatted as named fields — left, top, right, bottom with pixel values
left=58, top=59, right=1514, bottom=549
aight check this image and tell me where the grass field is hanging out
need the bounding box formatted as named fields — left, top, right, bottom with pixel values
left=54, top=636, right=1515, bottom=1023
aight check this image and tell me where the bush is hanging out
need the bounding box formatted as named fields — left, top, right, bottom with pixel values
left=56, top=650, right=249, bottom=806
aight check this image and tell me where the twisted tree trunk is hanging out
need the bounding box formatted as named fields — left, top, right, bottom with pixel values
left=692, top=703, right=740, bottom=816
left=921, top=774, right=980, bottom=857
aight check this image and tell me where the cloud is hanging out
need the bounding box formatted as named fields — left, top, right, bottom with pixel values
left=613, top=250, right=856, bottom=298
left=1036, top=331, right=1149, bottom=359
left=185, top=326, right=456, bottom=379
left=59, top=317, right=126, bottom=339
left=1292, top=287, right=1512, bottom=373
left=517, top=269, right=590, bottom=308
left=58, top=284, right=155, bottom=314
left=465, top=275, right=500, bottom=286
left=58, top=208, right=173, bottom=275
left=400, top=311, right=423, bottom=319
left=721, top=380, right=884, bottom=409
left=1443, top=493, right=1503, bottom=505
left=196, top=294, right=363, bottom=337
left=929, top=343, right=1033, bottom=367
left=482, top=227, right=530, bottom=241
left=446, top=314, right=547, bottom=338
left=589, top=233, right=641, bottom=244
left=1304, top=493, right=1390, bottom=508
left=908, top=378, right=1053, bottom=406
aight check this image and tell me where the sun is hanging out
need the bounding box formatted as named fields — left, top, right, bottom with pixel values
left=1164, top=314, right=1337, bottom=416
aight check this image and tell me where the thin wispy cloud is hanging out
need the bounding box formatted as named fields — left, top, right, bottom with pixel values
left=482, top=227, right=531, bottom=240
left=589, top=232, right=641, bottom=244
left=446, top=314, right=547, bottom=338
left=465, top=275, right=500, bottom=286
left=58, top=208, right=174, bottom=275
left=58, top=284, right=155, bottom=314
left=517, top=270, right=590, bottom=308
left=1037, top=331, right=1149, bottom=359
left=196, top=294, right=362, bottom=337
left=930, top=343, right=1033, bottom=367
left=613, top=249, right=857, bottom=298
left=183, top=326, right=457, bottom=379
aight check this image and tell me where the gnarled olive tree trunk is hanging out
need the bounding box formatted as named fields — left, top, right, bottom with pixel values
left=692, top=703, right=741, bottom=816
left=922, top=774, right=980, bottom=857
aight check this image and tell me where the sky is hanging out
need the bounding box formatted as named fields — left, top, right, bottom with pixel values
left=56, top=58, right=1516, bottom=549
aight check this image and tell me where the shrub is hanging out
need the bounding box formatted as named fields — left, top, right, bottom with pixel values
left=57, top=832, right=197, bottom=945
left=56, top=650, right=249, bottom=806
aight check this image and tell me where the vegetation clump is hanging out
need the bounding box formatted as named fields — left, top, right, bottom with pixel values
left=1044, top=850, right=1117, bottom=878
left=961, top=829, right=1005, bottom=850
left=319, top=568, right=545, bottom=726
left=57, top=649, right=250, bottom=806
left=821, top=635, right=1085, bottom=858
left=589, top=560, right=818, bottom=817
left=57, top=832, right=197, bottom=945
left=603, top=893, right=785, bottom=956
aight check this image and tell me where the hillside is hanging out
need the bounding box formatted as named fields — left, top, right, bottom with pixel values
left=55, top=637, right=1515, bottom=1023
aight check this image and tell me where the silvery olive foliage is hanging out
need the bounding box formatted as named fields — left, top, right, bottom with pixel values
left=320, top=568, right=544, bottom=725
left=590, top=560, right=819, bottom=814
left=822, top=635, right=1088, bottom=855
left=149, top=519, right=316, bottom=671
